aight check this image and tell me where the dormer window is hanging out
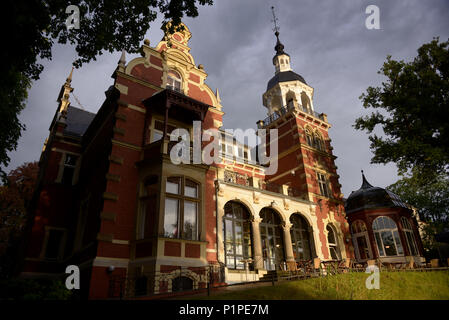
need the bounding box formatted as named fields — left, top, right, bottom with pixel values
left=167, top=70, right=182, bottom=93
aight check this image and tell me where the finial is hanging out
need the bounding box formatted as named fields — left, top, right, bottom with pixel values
left=66, top=66, right=74, bottom=83
left=361, top=170, right=374, bottom=189
left=271, top=6, right=280, bottom=34
left=118, top=49, right=126, bottom=67
left=271, top=6, right=285, bottom=55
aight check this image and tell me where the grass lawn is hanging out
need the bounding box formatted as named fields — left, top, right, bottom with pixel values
left=196, top=270, right=449, bottom=300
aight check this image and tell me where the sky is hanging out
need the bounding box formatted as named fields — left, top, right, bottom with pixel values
left=4, top=0, right=449, bottom=197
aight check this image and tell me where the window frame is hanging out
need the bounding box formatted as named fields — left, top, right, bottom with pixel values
left=372, top=216, right=404, bottom=257
left=223, top=201, right=253, bottom=270
left=350, top=220, right=372, bottom=261
left=167, top=70, right=183, bottom=93
left=40, top=226, right=67, bottom=261
left=163, top=176, right=200, bottom=241
left=290, top=214, right=313, bottom=261
left=326, top=224, right=341, bottom=260
left=401, top=217, right=419, bottom=256
left=317, top=172, right=331, bottom=198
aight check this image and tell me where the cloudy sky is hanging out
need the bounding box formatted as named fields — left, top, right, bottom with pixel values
left=4, top=0, right=449, bottom=197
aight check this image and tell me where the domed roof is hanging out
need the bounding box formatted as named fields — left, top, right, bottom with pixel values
left=267, top=71, right=307, bottom=91
left=345, top=171, right=410, bottom=214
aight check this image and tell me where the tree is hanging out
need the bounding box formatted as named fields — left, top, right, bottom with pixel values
left=0, top=161, right=39, bottom=278
left=0, top=0, right=213, bottom=172
left=355, top=38, right=449, bottom=175
left=388, top=169, right=449, bottom=255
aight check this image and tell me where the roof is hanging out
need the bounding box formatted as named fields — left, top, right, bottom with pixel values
left=345, top=172, right=410, bottom=214
left=64, top=106, right=96, bottom=138
left=267, top=71, right=307, bottom=91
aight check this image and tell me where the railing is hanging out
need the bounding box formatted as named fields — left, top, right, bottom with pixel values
left=258, top=103, right=325, bottom=128
left=223, top=170, right=307, bottom=200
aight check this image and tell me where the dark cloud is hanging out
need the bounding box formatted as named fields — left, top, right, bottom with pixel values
left=5, top=0, right=449, bottom=197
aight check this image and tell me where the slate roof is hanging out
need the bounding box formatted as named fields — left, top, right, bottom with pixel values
left=267, top=70, right=307, bottom=91
left=64, top=106, right=96, bottom=138
left=344, top=172, right=410, bottom=214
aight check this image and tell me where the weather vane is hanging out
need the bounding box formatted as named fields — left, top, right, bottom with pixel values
left=271, top=6, right=280, bottom=34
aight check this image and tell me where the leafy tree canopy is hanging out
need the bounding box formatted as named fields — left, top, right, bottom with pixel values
left=388, top=169, right=449, bottom=253
left=355, top=38, right=449, bottom=175
left=0, top=0, right=213, bottom=172
left=0, top=162, right=39, bottom=277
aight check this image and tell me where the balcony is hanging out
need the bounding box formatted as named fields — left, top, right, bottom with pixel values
left=258, top=103, right=326, bottom=128
left=222, top=170, right=306, bottom=201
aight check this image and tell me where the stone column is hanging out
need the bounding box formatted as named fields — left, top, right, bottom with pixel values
left=251, top=217, right=263, bottom=270
left=282, top=222, right=296, bottom=271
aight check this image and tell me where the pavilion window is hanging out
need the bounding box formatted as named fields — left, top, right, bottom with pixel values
left=401, top=217, right=419, bottom=256
left=372, top=216, right=404, bottom=257
left=351, top=220, right=371, bottom=260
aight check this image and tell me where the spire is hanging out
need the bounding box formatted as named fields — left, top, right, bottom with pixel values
left=66, top=66, right=74, bottom=84
left=118, top=49, right=126, bottom=67
left=361, top=170, right=374, bottom=189
left=271, top=6, right=285, bottom=56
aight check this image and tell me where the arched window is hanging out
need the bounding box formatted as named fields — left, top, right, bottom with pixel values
left=350, top=220, right=371, bottom=261
left=290, top=214, right=313, bottom=261
left=259, top=208, right=285, bottom=270
left=305, top=129, right=313, bottom=147
left=172, top=276, right=193, bottom=292
left=164, top=177, right=199, bottom=240
left=327, top=225, right=341, bottom=260
left=314, top=133, right=325, bottom=151
left=401, top=217, right=419, bottom=256
left=167, top=70, right=182, bottom=92
left=372, top=216, right=404, bottom=257
left=223, top=202, right=253, bottom=270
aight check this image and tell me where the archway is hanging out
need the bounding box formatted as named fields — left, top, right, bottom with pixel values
left=259, top=208, right=285, bottom=270
left=223, top=201, right=253, bottom=270
left=290, top=213, right=314, bottom=262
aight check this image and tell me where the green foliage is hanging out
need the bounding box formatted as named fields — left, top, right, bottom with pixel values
left=355, top=38, right=449, bottom=175
left=0, top=0, right=213, bottom=171
left=388, top=169, right=449, bottom=253
left=196, top=271, right=449, bottom=300
left=0, top=278, right=73, bottom=300
left=0, top=162, right=39, bottom=278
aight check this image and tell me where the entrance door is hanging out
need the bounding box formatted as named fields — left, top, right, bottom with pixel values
left=260, top=208, right=284, bottom=270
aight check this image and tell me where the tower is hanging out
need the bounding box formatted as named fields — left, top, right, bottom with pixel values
left=257, top=9, right=349, bottom=261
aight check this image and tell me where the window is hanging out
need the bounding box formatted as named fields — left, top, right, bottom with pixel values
left=150, top=120, right=177, bottom=143
left=351, top=220, right=371, bottom=260
left=290, top=214, right=313, bottom=261
left=164, top=177, right=199, bottom=240
left=259, top=208, right=284, bottom=271
left=223, top=202, right=253, bottom=270
left=138, top=176, right=159, bottom=239
left=317, top=173, right=330, bottom=198
left=327, top=225, right=340, bottom=260
left=314, top=134, right=324, bottom=151
left=372, top=216, right=404, bottom=257
left=237, top=146, right=244, bottom=159
left=167, top=70, right=182, bottom=92
left=401, top=217, right=419, bottom=256
left=61, top=154, right=78, bottom=185
left=305, top=130, right=313, bottom=146
left=172, top=276, right=193, bottom=292
left=43, top=228, right=66, bottom=260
